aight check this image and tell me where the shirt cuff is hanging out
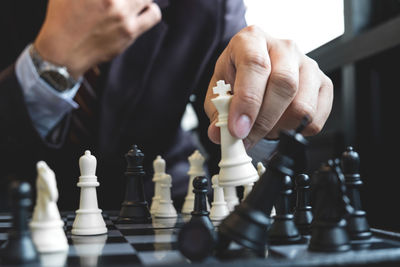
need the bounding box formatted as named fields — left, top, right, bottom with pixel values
left=15, top=44, right=82, bottom=139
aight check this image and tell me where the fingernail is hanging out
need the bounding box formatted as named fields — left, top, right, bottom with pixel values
left=235, top=114, right=251, bottom=139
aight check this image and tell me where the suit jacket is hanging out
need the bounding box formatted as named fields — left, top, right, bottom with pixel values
left=0, top=0, right=247, bottom=210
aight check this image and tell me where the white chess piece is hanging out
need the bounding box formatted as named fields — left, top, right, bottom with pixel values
left=257, top=162, right=266, bottom=177
left=155, top=173, right=177, bottom=218
left=29, top=161, right=68, bottom=253
left=243, top=162, right=266, bottom=199
left=72, top=150, right=107, bottom=235
left=210, top=175, right=230, bottom=221
left=224, top=186, right=239, bottom=211
left=150, top=155, right=165, bottom=215
left=181, top=150, right=210, bottom=214
left=211, top=80, right=259, bottom=187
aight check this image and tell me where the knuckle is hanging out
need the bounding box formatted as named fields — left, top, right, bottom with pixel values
left=243, top=25, right=265, bottom=36
left=306, top=57, right=319, bottom=70
left=323, top=74, right=334, bottom=89
left=269, top=70, right=298, bottom=98
left=237, top=88, right=263, bottom=107
left=102, top=0, right=116, bottom=9
left=290, top=100, right=316, bottom=121
left=306, top=121, right=323, bottom=135
left=281, top=39, right=299, bottom=51
left=253, top=115, right=274, bottom=135
left=243, top=53, right=270, bottom=72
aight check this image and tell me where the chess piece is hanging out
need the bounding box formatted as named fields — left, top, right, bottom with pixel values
left=210, top=175, right=230, bottom=221
left=182, top=150, right=210, bottom=214
left=155, top=172, right=177, bottom=218
left=30, top=161, right=68, bottom=252
left=217, top=117, right=309, bottom=256
left=1, top=181, right=39, bottom=264
left=340, top=146, right=372, bottom=240
left=117, top=145, right=152, bottom=223
left=243, top=162, right=264, bottom=200
left=223, top=186, right=239, bottom=211
left=268, top=175, right=301, bottom=244
left=293, top=174, right=313, bottom=236
left=257, top=162, right=266, bottom=177
left=308, top=160, right=352, bottom=252
left=72, top=151, right=107, bottom=235
left=150, top=155, right=165, bottom=215
left=211, top=80, right=258, bottom=187
left=178, top=176, right=217, bottom=261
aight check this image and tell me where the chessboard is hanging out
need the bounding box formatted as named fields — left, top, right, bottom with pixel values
left=2, top=210, right=400, bottom=267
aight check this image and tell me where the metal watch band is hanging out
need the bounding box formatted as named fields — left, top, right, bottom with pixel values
left=29, top=45, right=78, bottom=92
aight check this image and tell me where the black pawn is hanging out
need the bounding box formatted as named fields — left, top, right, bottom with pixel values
left=268, top=175, right=301, bottom=244
left=217, top=117, right=309, bottom=256
left=293, top=174, right=313, bottom=236
left=178, top=176, right=216, bottom=262
left=341, top=146, right=371, bottom=240
left=308, top=160, right=352, bottom=252
left=117, top=145, right=152, bottom=223
left=1, top=181, right=39, bottom=265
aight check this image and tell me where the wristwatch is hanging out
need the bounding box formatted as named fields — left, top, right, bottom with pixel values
left=29, top=45, right=78, bottom=92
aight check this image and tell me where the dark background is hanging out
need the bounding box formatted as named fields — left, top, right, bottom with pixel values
left=302, top=0, right=400, bottom=232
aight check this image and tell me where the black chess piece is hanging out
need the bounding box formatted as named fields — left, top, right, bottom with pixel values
left=0, top=181, right=39, bottom=265
left=117, top=145, right=152, bottom=224
left=293, top=174, right=313, bottom=236
left=340, top=146, right=372, bottom=240
left=268, top=175, right=302, bottom=244
left=178, top=176, right=217, bottom=262
left=308, top=160, right=353, bottom=252
left=216, top=117, right=309, bottom=257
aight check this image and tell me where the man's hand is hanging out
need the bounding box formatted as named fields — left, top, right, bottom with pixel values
left=204, top=26, right=333, bottom=149
left=34, top=0, right=161, bottom=79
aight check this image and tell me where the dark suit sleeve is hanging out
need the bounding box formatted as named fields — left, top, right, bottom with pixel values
left=191, top=0, right=247, bottom=175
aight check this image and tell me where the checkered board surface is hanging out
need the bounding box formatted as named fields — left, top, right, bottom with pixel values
left=3, top=211, right=400, bottom=266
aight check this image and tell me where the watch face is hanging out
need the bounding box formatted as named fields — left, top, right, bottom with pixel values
left=41, top=71, right=69, bottom=92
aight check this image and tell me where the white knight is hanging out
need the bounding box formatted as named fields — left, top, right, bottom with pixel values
left=29, top=161, right=68, bottom=253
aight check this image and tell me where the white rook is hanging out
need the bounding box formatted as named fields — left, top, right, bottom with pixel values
left=72, top=150, right=107, bottom=235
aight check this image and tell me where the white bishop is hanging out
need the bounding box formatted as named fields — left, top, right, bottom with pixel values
left=72, top=151, right=107, bottom=235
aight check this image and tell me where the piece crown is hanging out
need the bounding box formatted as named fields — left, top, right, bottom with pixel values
left=79, top=150, right=97, bottom=176
left=188, top=150, right=205, bottom=166
left=153, top=155, right=166, bottom=173
left=213, top=80, right=231, bottom=97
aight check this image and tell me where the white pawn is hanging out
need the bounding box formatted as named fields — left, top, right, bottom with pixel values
left=210, top=175, right=230, bottom=221
left=224, top=186, right=239, bottom=211
left=182, top=150, right=210, bottom=214
left=150, top=155, right=165, bottom=215
left=155, top=173, right=177, bottom=218
left=243, top=162, right=266, bottom=199
left=30, top=161, right=68, bottom=253
left=72, top=150, right=107, bottom=235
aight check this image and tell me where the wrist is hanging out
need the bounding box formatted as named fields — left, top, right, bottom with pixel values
left=33, top=35, right=86, bottom=80
left=29, top=44, right=80, bottom=93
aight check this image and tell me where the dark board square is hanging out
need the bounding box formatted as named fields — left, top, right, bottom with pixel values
left=67, top=254, right=141, bottom=266
left=131, top=242, right=178, bottom=252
